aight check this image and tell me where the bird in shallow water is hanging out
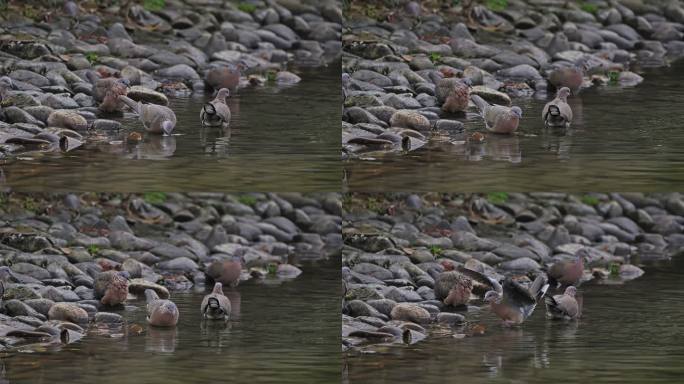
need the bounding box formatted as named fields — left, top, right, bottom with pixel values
left=201, top=282, right=232, bottom=320
left=145, top=289, right=179, bottom=327
left=200, top=88, right=231, bottom=127
left=548, top=248, right=587, bottom=288
left=94, top=270, right=129, bottom=306
left=544, top=285, right=580, bottom=320
left=484, top=274, right=548, bottom=326
left=436, top=77, right=471, bottom=114
left=118, top=94, right=176, bottom=136
left=471, top=94, right=523, bottom=134
left=542, top=87, right=573, bottom=128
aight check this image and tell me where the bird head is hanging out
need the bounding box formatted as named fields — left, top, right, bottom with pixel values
left=564, top=286, right=577, bottom=297
left=217, top=88, right=230, bottom=101
left=462, top=77, right=473, bottom=88
left=117, top=270, right=131, bottom=280
left=118, top=78, right=131, bottom=87
left=557, top=87, right=571, bottom=99
left=161, top=120, right=175, bottom=136
left=511, top=106, right=523, bottom=118
left=484, top=290, right=501, bottom=303
left=0, top=76, right=14, bottom=89
left=212, top=282, right=224, bottom=295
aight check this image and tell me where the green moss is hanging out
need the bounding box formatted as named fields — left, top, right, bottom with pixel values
left=429, top=52, right=442, bottom=63
left=85, top=52, right=99, bottom=64
left=609, top=263, right=620, bottom=276
left=22, top=197, right=38, bottom=212
left=579, top=2, right=598, bottom=14
left=238, top=195, right=257, bottom=207
left=266, top=70, right=277, bottom=82
left=608, top=70, right=620, bottom=85
left=581, top=195, right=599, bottom=206
left=486, top=192, right=508, bottom=204
left=143, top=192, right=167, bottom=204
left=143, top=0, right=165, bottom=11
left=87, top=245, right=100, bottom=255
left=365, top=197, right=383, bottom=213
left=429, top=245, right=443, bottom=256
left=237, top=2, right=257, bottom=13
left=267, top=262, right=278, bottom=275
left=485, top=0, right=507, bottom=12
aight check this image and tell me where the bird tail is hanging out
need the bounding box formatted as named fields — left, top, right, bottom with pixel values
left=544, top=295, right=559, bottom=311
left=470, top=94, right=488, bottom=115
left=530, top=274, right=549, bottom=300
left=119, top=95, right=141, bottom=115
left=548, top=105, right=560, bottom=116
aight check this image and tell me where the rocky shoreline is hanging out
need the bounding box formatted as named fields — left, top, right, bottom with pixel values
left=0, top=0, right=342, bottom=158
left=341, top=192, right=684, bottom=350
left=0, top=192, right=341, bottom=352
left=342, top=0, right=683, bottom=156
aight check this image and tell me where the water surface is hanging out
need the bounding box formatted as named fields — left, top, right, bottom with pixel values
left=1, top=259, right=340, bottom=384
left=0, top=64, right=341, bottom=192
left=344, top=258, right=684, bottom=384
left=344, top=63, right=684, bottom=191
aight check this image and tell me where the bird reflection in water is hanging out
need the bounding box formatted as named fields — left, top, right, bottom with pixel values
left=467, top=135, right=521, bottom=163
left=126, top=135, right=177, bottom=160
left=145, top=326, right=177, bottom=353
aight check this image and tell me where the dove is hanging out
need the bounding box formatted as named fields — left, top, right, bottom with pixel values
left=201, top=282, right=232, bottom=320
left=544, top=286, right=580, bottom=320
left=200, top=88, right=231, bottom=127
left=86, top=72, right=130, bottom=113
left=435, top=270, right=473, bottom=307
left=549, top=62, right=586, bottom=95
left=436, top=77, right=471, bottom=114
left=118, top=95, right=176, bottom=135
left=145, top=289, right=179, bottom=327
left=484, top=274, right=548, bottom=326
left=205, top=257, right=242, bottom=288
left=548, top=249, right=586, bottom=288
left=471, top=94, right=522, bottom=134
left=542, top=87, right=573, bottom=128
left=205, top=61, right=246, bottom=93
left=94, top=270, right=129, bottom=306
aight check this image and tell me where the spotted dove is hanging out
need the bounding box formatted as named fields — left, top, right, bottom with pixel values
left=435, top=270, right=473, bottom=307
left=548, top=249, right=586, bottom=288
left=205, top=61, right=246, bottom=93
left=484, top=274, right=548, bottom=326
left=145, top=289, right=179, bottom=327
left=206, top=257, right=242, bottom=288
left=87, top=72, right=130, bottom=113
left=119, top=95, right=176, bottom=135
left=436, top=77, right=471, bottom=114
left=471, top=94, right=523, bottom=134
left=542, top=87, right=573, bottom=128
left=94, top=270, right=129, bottom=306
left=548, top=62, right=586, bottom=95
left=201, top=282, right=232, bottom=320
left=544, top=286, right=580, bottom=320
left=200, top=88, right=231, bottom=127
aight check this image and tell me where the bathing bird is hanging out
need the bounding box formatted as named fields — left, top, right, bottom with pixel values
left=544, top=285, right=580, bottom=320
left=201, top=282, right=232, bottom=320
left=118, top=95, right=176, bottom=136
left=436, top=77, right=471, bottom=114
left=145, top=289, right=179, bottom=327
left=484, top=274, right=548, bottom=326
left=471, top=94, right=523, bottom=134
left=542, top=87, right=573, bottom=128
left=548, top=249, right=586, bottom=288
left=200, top=88, right=231, bottom=127
left=87, top=72, right=130, bottom=113
left=94, top=270, right=129, bottom=306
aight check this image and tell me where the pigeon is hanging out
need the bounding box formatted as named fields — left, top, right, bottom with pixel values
left=548, top=62, right=586, bottom=95
left=145, top=289, right=179, bottom=327
left=205, top=61, right=246, bottom=93
left=435, top=270, right=473, bottom=307
left=484, top=274, right=548, bottom=326
left=94, top=271, right=129, bottom=306
left=544, top=286, right=580, bottom=320
left=542, top=87, right=573, bottom=128
left=201, top=282, right=232, bottom=320
left=436, top=77, right=471, bottom=114
left=471, top=94, right=523, bottom=134
left=86, top=72, right=130, bottom=113
left=205, top=257, right=242, bottom=288
left=548, top=249, right=586, bottom=288
left=200, top=88, right=231, bottom=127
left=118, top=95, right=176, bottom=135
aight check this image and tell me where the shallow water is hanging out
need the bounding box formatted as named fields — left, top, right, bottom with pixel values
left=0, top=64, right=341, bottom=192
left=343, top=257, right=684, bottom=384
left=0, top=259, right=340, bottom=384
left=344, top=62, right=684, bottom=191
